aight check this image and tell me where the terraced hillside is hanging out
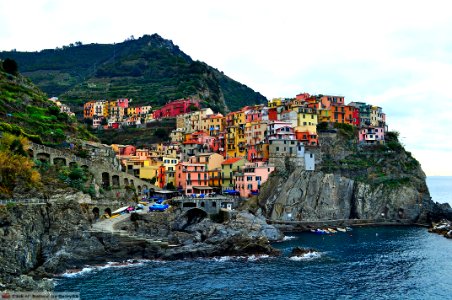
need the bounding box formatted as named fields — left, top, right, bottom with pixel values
left=0, top=34, right=266, bottom=113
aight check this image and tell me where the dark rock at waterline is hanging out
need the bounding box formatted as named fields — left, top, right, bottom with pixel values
left=0, top=199, right=284, bottom=290
left=429, top=219, right=452, bottom=239
left=290, top=247, right=318, bottom=257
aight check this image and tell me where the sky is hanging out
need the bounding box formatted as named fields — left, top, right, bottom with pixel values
left=0, top=0, right=451, bottom=176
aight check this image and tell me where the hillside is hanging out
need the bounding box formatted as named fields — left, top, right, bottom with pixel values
left=0, top=34, right=267, bottom=113
left=0, top=63, right=94, bottom=144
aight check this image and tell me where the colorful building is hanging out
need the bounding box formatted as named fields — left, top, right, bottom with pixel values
left=175, top=162, right=210, bottom=195
left=221, top=157, right=246, bottom=191
left=153, top=98, right=200, bottom=119
left=234, top=162, right=275, bottom=198
left=358, top=127, right=385, bottom=144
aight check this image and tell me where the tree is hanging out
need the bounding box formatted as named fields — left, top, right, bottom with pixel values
left=2, top=58, right=18, bottom=75
left=154, top=128, right=168, bottom=140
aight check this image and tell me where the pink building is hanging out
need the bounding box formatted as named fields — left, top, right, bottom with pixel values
left=320, top=95, right=345, bottom=109
left=153, top=98, right=200, bottom=119
left=234, top=162, right=275, bottom=198
left=175, top=162, right=209, bottom=195
left=267, top=121, right=296, bottom=141
left=120, top=145, right=136, bottom=156
left=358, top=127, right=385, bottom=144
left=117, top=98, right=129, bottom=108
left=245, top=107, right=263, bottom=123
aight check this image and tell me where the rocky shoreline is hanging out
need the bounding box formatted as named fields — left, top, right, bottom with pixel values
left=429, top=219, right=452, bottom=239
left=0, top=199, right=283, bottom=291
left=1, top=195, right=450, bottom=292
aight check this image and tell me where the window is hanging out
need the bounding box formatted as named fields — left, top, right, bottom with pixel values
left=247, top=176, right=253, bottom=181
left=247, top=184, right=252, bottom=190
left=276, top=146, right=279, bottom=151
left=256, top=176, right=261, bottom=181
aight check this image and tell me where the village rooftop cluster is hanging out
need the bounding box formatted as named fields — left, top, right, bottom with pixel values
left=81, top=93, right=387, bottom=198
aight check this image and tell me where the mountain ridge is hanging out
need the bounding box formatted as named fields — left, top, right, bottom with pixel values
left=0, top=34, right=267, bottom=113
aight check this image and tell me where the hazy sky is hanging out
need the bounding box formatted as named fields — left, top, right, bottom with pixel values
left=1, top=0, right=451, bottom=176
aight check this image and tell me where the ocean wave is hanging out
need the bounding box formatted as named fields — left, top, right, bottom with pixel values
left=60, top=267, right=95, bottom=278
left=59, top=260, right=155, bottom=278
left=283, top=236, right=297, bottom=241
left=289, top=251, right=322, bottom=261
left=210, top=254, right=271, bottom=262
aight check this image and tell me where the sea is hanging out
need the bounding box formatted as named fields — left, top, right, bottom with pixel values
left=55, top=177, right=452, bottom=300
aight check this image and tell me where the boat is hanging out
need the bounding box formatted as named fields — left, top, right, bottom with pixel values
left=327, top=228, right=337, bottom=233
left=111, top=206, right=129, bottom=215
left=314, top=229, right=329, bottom=234
left=346, top=227, right=353, bottom=231
left=336, top=227, right=347, bottom=232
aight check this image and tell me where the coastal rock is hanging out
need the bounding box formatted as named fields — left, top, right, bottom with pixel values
left=260, top=168, right=433, bottom=223
left=290, top=247, right=318, bottom=257
left=429, top=219, right=452, bottom=239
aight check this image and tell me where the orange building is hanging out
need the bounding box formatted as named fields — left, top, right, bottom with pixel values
left=83, top=101, right=95, bottom=119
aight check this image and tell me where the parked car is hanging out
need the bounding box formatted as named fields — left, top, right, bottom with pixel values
left=148, top=204, right=169, bottom=212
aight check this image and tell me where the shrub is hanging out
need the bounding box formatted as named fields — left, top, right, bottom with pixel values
left=2, top=58, right=18, bottom=75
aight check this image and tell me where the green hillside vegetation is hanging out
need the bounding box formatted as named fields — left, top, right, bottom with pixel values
left=0, top=133, right=41, bottom=197
left=0, top=34, right=267, bottom=112
left=0, top=61, right=95, bottom=145
left=94, top=119, right=176, bottom=147
left=318, top=124, right=421, bottom=188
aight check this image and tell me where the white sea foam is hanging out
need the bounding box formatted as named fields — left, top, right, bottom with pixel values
left=60, top=267, right=94, bottom=278
left=289, top=251, right=322, bottom=261
left=283, top=236, right=297, bottom=241
left=247, top=254, right=270, bottom=261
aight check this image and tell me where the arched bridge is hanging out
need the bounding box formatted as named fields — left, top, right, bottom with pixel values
left=29, top=143, right=158, bottom=193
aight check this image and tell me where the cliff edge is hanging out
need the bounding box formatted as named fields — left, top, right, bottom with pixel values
left=257, top=128, right=449, bottom=225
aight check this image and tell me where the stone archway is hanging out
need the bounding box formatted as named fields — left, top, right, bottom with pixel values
left=36, top=152, right=51, bottom=164
left=124, top=178, right=129, bottom=186
left=112, top=175, right=120, bottom=188
left=182, top=208, right=208, bottom=229
left=130, top=179, right=135, bottom=187
left=104, top=207, right=112, bottom=216
left=92, top=207, right=100, bottom=219
left=102, top=172, right=110, bottom=189
left=53, top=157, right=67, bottom=167
left=137, top=185, right=142, bottom=193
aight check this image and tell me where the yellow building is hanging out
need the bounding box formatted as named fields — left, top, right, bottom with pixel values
left=221, top=157, right=245, bottom=190
left=127, top=107, right=137, bottom=116
left=139, top=160, right=162, bottom=186
left=208, top=168, right=222, bottom=190
left=318, top=108, right=331, bottom=123
left=226, top=110, right=246, bottom=158
left=162, top=156, right=179, bottom=187
left=268, top=98, right=283, bottom=108
left=294, top=107, right=318, bottom=133
left=201, top=113, right=224, bottom=136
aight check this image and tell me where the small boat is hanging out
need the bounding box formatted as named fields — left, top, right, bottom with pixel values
left=336, top=227, right=347, bottom=232
left=327, top=228, right=337, bottom=233
left=314, top=229, right=329, bottom=234
left=346, top=227, right=353, bottom=231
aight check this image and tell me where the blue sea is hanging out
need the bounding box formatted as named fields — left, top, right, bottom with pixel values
left=55, top=176, right=452, bottom=299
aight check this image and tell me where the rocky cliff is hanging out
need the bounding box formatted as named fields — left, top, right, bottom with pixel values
left=0, top=197, right=282, bottom=291
left=258, top=129, right=443, bottom=225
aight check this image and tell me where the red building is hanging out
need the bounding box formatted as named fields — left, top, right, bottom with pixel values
left=153, top=98, right=200, bottom=119
left=344, top=105, right=360, bottom=126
